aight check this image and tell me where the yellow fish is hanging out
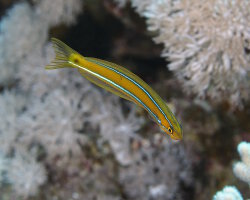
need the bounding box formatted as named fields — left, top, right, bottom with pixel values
left=46, top=38, right=183, bottom=140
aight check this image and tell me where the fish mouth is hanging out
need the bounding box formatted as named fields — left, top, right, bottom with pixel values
left=170, top=134, right=182, bottom=140
left=170, top=131, right=183, bottom=140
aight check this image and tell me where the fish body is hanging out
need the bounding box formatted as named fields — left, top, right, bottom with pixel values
left=46, top=38, right=183, bottom=140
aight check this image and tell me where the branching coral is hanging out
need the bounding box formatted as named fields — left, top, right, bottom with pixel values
left=213, top=186, right=243, bottom=200
left=0, top=152, right=9, bottom=185
left=0, top=0, right=83, bottom=197
left=119, top=137, right=193, bottom=200
left=233, top=141, right=250, bottom=185
left=0, top=0, right=194, bottom=198
left=35, top=0, right=82, bottom=26
left=0, top=0, right=82, bottom=86
left=0, top=90, right=26, bottom=154
left=0, top=0, right=145, bottom=197
left=92, top=94, right=144, bottom=166
left=17, top=88, right=89, bottom=164
left=116, top=0, right=250, bottom=107
left=213, top=142, right=250, bottom=199
left=6, top=152, right=47, bottom=197
left=0, top=3, right=46, bottom=86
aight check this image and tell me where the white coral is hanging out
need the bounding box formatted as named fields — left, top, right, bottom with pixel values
left=213, top=142, right=250, bottom=199
left=0, top=3, right=47, bottom=85
left=233, top=141, right=250, bottom=185
left=0, top=0, right=144, bottom=196
left=7, top=152, right=47, bottom=197
left=94, top=95, right=144, bottom=166
left=0, top=90, right=26, bottom=154
left=119, top=138, right=192, bottom=200
left=0, top=152, right=9, bottom=184
left=0, top=0, right=84, bottom=197
left=17, top=88, right=89, bottom=163
left=0, top=0, right=83, bottom=86
left=35, top=0, right=82, bottom=26
left=121, top=0, right=250, bottom=107
left=213, top=186, right=243, bottom=200
left=149, top=184, right=167, bottom=198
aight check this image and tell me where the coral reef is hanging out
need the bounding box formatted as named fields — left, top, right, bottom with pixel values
left=233, top=141, right=250, bottom=185
left=119, top=136, right=193, bottom=200
left=1, top=0, right=190, bottom=198
left=0, top=0, right=84, bottom=197
left=0, top=0, right=82, bottom=86
left=213, top=186, right=243, bottom=200
left=116, top=0, right=250, bottom=107
left=213, top=142, right=250, bottom=200
left=0, top=0, right=249, bottom=199
left=5, top=152, right=47, bottom=197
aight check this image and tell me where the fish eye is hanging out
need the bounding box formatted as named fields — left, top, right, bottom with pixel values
left=168, top=127, right=173, bottom=134
left=74, top=58, right=79, bottom=64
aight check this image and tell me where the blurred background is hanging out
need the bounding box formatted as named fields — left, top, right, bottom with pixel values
left=0, top=0, right=249, bottom=199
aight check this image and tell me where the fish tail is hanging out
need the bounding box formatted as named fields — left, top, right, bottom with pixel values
left=45, top=38, right=78, bottom=70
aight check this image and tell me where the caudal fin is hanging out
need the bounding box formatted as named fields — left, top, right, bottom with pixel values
left=45, top=38, right=77, bottom=70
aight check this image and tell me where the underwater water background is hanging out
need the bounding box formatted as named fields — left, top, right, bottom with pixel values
left=0, top=0, right=249, bottom=199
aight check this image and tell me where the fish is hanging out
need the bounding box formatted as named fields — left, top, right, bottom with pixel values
left=45, top=38, right=183, bottom=140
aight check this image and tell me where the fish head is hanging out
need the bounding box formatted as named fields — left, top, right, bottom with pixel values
left=158, top=116, right=183, bottom=140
